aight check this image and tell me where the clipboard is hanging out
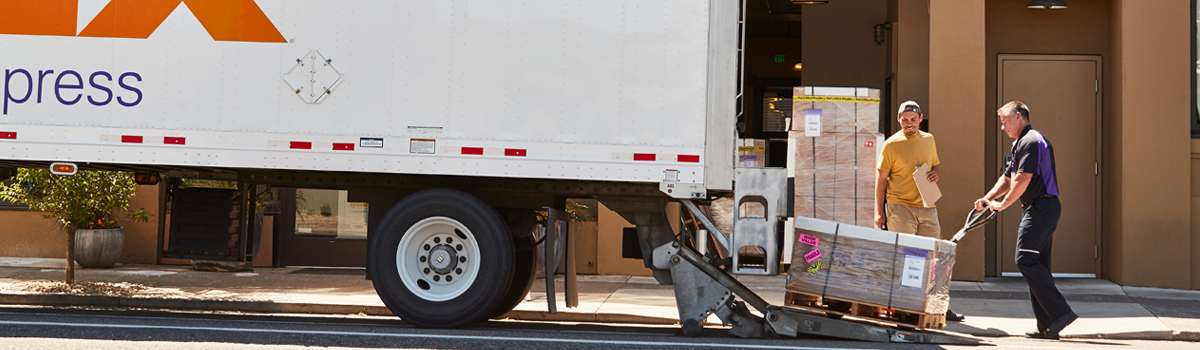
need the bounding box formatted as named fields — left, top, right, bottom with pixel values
left=913, top=162, right=941, bottom=208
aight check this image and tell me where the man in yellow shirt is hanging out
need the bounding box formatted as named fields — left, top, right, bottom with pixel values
left=875, top=101, right=941, bottom=237
left=875, top=100, right=961, bottom=321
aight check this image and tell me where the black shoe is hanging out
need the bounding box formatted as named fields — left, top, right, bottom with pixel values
left=1025, top=329, right=1059, bottom=340
left=1046, top=312, right=1078, bottom=337
left=945, top=309, right=965, bottom=322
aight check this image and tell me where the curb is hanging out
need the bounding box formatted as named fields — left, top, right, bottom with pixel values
left=959, top=330, right=1180, bottom=342
left=1060, top=331, right=1176, bottom=341
left=0, top=292, right=391, bottom=316
left=1174, top=331, right=1200, bottom=342
left=0, top=292, right=680, bottom=326
left=501, top=310, right=680, bottom=325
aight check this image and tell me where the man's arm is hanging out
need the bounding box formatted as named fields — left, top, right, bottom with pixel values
left=874, top=168, right=888, bottom=229
left=975, top=175, right=1011, bottom=210
left=988, top=173, right=1031, bottom=212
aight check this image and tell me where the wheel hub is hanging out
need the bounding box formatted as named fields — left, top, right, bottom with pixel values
left=396, top=216, right=480, bottom=302
left=427, top=244, right=459, bottom=275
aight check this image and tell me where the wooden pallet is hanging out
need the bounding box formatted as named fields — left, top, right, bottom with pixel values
left=783, top=290, right=946, bottom=330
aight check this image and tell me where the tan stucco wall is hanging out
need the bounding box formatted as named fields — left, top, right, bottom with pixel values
left=0, top=185, right=161, bottom=264
left=0, top=210, right=71, bottom=258
left=801, top=0, right=888, bottom=89
left=893, top=0, right=930, bottom=121
left=1108, top=0, right=1192, bottom=289
left=928, top=0, right=987, bottom=281
left=595, top=202, right=651, bottom=277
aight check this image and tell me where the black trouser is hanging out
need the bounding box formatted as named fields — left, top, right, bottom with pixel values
left=1016, top=196, right=1073, bottom=330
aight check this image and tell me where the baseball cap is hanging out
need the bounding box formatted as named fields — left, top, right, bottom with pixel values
left=897, top=101, right=921, bottom=115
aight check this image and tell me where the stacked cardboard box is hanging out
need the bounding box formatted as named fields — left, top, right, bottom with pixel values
left=737, top=139, right=768, bottom=167
left=786, top=216, right=955, bottom=315
left=789, top=87, right=883, bottom=228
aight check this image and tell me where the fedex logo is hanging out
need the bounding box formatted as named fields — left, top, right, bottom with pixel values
left=0, top=0, right=285, bottom=43
left=5, top=68, right=142, bottom=115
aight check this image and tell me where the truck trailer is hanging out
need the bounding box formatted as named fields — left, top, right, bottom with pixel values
left=0, top=0, right=979, bottom=344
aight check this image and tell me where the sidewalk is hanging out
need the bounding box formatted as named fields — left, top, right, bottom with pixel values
left=0, top=259, right=1196, bottom=341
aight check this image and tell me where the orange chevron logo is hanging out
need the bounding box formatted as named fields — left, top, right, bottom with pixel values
left=0, top=0, right=286, bottom=43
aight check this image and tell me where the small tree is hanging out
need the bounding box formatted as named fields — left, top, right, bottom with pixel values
left=0, top=168, right=149, bottom=284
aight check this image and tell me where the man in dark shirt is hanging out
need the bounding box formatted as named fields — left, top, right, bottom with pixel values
left=974, top=101, right=1076, bottom=340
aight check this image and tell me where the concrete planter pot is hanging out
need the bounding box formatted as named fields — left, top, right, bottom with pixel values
left=74, top=228, right=125, bottom=268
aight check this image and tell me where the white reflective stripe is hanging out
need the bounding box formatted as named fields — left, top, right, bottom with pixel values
left=1019, top=248, right=1040, bottom=254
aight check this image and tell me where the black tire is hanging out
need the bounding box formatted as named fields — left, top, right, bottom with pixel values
left=369, top=189, right=513, bottom=328
left=488, top=233, right=538, bottom=319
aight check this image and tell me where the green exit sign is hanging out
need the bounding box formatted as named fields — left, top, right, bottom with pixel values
left=774, top=54, right=785, bottom=63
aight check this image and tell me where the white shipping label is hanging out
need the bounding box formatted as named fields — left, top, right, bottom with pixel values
left=409, top=139, right=436, bottom=154
left=901, top=248, right=928, bottom=288
left=359, top=138, right=384, bottom=148
left=805, top=109, right=822, bottom=137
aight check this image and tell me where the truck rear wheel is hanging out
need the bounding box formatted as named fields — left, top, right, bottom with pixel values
left=489, top=234, right=538, bottom=319
left=370, top=189, right=513, bottom=328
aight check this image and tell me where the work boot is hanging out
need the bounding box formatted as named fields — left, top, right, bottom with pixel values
left=945, top=309, right=965, bottom=322
left=1025, top=329, right=1059, bottom=340
left=1046, top=312, right=1078, bottom=338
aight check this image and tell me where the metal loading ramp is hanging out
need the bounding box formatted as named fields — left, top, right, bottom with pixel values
left=652, top=240, right=987, bottom=345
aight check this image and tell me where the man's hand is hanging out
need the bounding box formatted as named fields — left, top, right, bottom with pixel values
left=926, top=168, right=939, bottom=183
left=987, top=200, right=1007, bottom=212
left=874, top=214, right=886, bottom=230
left=973, top=198, right=990, bottom=210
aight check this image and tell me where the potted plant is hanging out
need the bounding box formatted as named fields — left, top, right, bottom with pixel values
left=0, top=168, right=150, bottom=283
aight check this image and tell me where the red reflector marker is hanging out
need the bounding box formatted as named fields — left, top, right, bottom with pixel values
left=121, top=136, right=143, bottom=143
left=164, top=137, right=185, bottom=145
left=461, top=147, right=484, bottom=155
left=678, top=155, right=700, bottom=163
left=333, top=143, right=354, bottom=151
left=290, top=141, right=312, bottom=149
left=0, top=132, right=15, bottom=139
left=504, top=149, right=526, bottom=157
left=633, top=153, right=656, bottom=161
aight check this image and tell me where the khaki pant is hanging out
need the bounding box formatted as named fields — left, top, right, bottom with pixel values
left=885, top=203, right=942, bottom=239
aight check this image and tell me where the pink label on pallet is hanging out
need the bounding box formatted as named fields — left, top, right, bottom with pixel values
left=797, top=233, right=820, bottom=247
left=803, top=249, right=822, bottom=263
left=931, top=262, right=936, bottom=282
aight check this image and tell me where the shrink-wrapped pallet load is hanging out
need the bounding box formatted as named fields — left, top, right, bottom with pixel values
left=789, top=87, right=883, bottom=228
left=786, top=216, right=955, bottom=315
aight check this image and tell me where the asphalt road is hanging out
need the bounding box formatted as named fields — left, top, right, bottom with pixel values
left=0, top=307, right=1194, bottom=350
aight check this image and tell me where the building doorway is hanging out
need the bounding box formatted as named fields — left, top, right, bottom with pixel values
left=996, top=54, right=1102, bottom=277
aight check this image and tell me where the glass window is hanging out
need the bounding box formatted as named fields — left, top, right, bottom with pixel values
left=295, top=189, right=368, bottom=239
left=761, top=89, right=793, bottom=133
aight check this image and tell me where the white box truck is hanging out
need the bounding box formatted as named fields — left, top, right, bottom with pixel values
left=0, top=0, right=739, bottom=328
left=0, top=1, right=981, bottom=344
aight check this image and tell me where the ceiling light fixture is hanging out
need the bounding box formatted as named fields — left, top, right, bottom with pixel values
left=1027, top=0, right=1067, bottom=9
left=790, top=0, right=828, bottom=4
